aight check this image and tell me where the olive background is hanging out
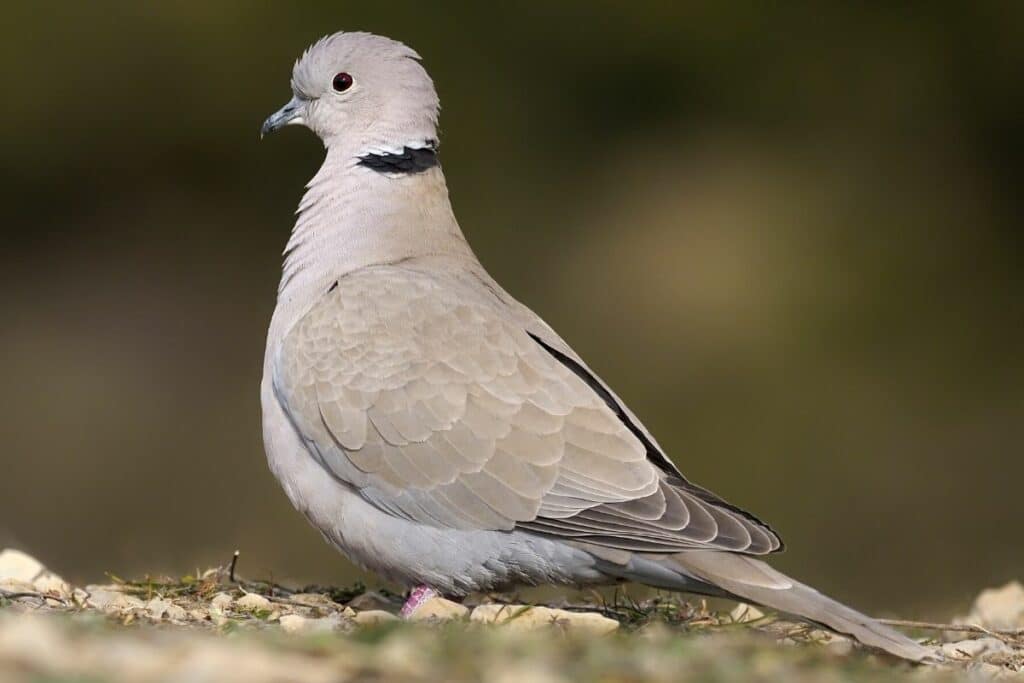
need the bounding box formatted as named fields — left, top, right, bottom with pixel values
left=1, top=2, right=1021, bottom=618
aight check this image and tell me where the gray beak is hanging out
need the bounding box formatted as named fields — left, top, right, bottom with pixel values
left=261, top=96, right=306, bottom=138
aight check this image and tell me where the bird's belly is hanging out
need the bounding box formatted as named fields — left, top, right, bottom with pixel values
left=261, top=373, right=607, bottom=594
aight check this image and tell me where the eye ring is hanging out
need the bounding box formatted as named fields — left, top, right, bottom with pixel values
left=332, top=72, right=353, bottom=92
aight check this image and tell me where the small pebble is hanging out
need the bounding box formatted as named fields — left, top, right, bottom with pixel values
left=236, top=593, right=272, bottom=612
left=354, top=609, right=399, bottom=626
left=288, top=593, right=340, bottom=610
left=33, top=574, right=71, bottom=598
left=0, top=549, right=44, bottom=583
left=941, top=637, right=1010, bottom=659
left=346, top=591, right=401, bottom=611
left=470, top=604, right=618, bottom=635
left=210, top=592, right=234, bottom=610
left=279, top=614, right=311, bottom=634
left=146, top=598, right=173, bottom=620
left=407, top=597, right=469, bottom=621
left=729, top=603, right=765, bottom=624
left=280, top=614, right=345, bottom=634
left=86, top=590, right=145, bottom=614
left=966, top=582, right=1024, bottom=631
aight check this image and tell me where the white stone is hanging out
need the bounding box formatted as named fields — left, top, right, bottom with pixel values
left=146, top=598, right=172, bottom=619
left=407, top=596, right=469, bottom=621
left=471, top=604, right=530, bottom=628
left=0, top=549, right=44, bottom=583
left=346, top=591, right=399, bottom=611
left=209, top=592, right=234, bottom=610
left=969, top=582, right=1024, bottom=630
left=555, top=610, right=620, bottom=636
left=31, top=573, right=70, bottom=598
left=941, top=637, right=1011, bottom=660
left=279, top=614, right=312, bottom=634
left=281, top=613, right=345, bottom=634
left=0, top=549, right=72, bottom=601
left=71, top=588, right=90, bottom=607
left=354, top=609, right=399, bottom=626
left=729, top=602, right=765, bottom=624
left=86, top=589, right=145, bottom=613
left=0, top=578, right=34, bottom=594
left=470, top=604, right=619, bottom=635
left=235, top=593, right=272, bottom=612
left=146, top=598, right=188, bottom=621
left=168, top=603, right=190, bottom=621
left=288, top=593, right=339, bottom=610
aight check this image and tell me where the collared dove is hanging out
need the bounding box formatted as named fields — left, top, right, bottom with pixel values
left=260, top=31, right=934, bottom=661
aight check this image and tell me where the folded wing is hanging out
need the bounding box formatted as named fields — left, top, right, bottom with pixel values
left=274, top=264, right=781, bottom=554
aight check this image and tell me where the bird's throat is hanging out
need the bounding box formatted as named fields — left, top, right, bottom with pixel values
left=276, top=145, right=472, bottom=306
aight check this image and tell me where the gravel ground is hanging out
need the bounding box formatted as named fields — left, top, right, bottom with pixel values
left=1, top=549, right=1022, bottom=682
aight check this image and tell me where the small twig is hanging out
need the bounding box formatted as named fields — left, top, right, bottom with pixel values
left=224, top=550, right=298, bottom=598
left=234, top=575, right=298, bottom=598
left=235, top=591, right=347, bottom=613
left=877, top=618, right=1024, bottom=642
left=0, top=588, right=67, bottom=606
left=229, top=550, right=240, bottom=583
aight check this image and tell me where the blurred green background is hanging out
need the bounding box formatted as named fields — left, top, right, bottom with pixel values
left=1, top=2, right=1021, bottom=618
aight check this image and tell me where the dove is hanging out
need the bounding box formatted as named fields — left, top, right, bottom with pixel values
left=259, top=31, right=934, bottom=661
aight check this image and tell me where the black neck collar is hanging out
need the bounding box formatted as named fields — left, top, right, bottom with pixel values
left=357, top=140, right=439, bottom=175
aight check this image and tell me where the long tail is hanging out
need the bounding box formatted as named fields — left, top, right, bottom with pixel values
left=666, top=551, right=936, bottom=662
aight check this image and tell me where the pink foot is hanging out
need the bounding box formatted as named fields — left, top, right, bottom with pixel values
left=399, top=585, right=439, bottom=619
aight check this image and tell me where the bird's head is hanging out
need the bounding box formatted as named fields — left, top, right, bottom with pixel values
left=261, top=32, right=440, bottom=152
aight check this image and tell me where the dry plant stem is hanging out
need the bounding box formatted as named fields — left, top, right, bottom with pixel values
left=0, top=589, right=66, bottom=606
left=225, top=550, right=294, bottom=597
left=228, top=550, right=240, bottom=583
left=250, top=589, right=351, bottom=613
left=877, top=618, right=1024, bottom=642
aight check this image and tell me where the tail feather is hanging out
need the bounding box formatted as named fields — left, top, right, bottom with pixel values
left=668, top=551, right=936, bottom=662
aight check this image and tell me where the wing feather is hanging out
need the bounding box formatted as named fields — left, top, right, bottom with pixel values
left=274, top=265, right=782, bottom=554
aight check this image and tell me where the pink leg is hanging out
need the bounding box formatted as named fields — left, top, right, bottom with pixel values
left=399, top=585, right=439, bottom=618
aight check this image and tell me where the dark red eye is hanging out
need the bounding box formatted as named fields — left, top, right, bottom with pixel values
left=332, top=72, right=353, bottom=92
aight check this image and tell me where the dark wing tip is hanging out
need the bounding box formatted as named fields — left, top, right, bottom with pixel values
left=527, top=331, right=784, bottom=555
